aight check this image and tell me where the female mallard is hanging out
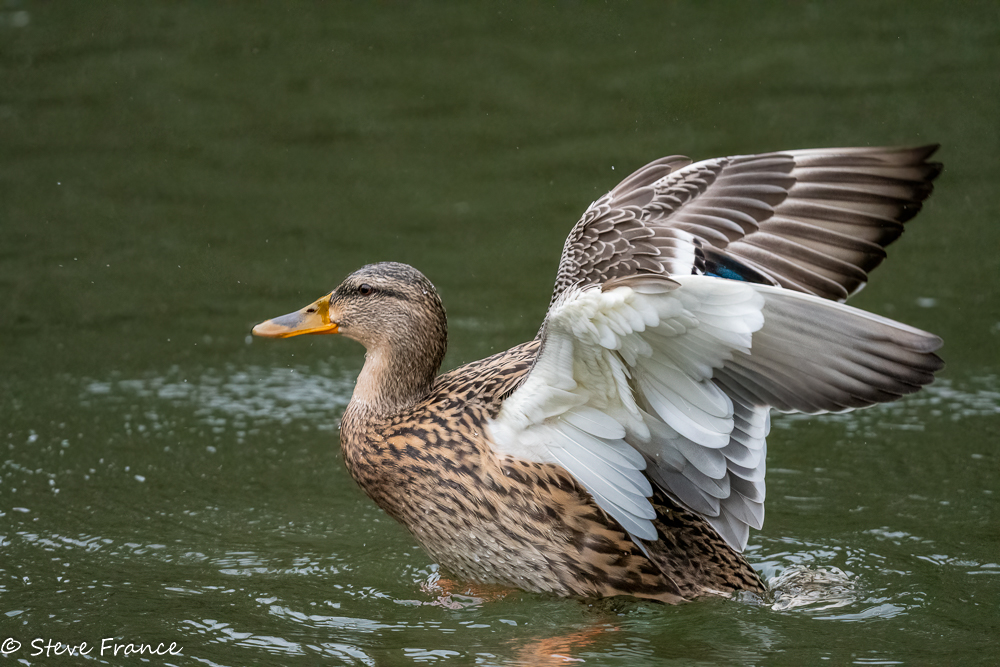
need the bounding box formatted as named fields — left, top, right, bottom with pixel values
left=253, top=145, right=943, bottom=603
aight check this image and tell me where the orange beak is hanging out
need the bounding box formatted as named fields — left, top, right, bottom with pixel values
left=252, top=292, right=339, bottom=338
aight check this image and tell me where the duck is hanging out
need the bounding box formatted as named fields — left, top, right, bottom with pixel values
left=253, top=145, right=944, bottom=603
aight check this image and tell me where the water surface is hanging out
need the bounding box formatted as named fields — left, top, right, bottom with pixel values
left=2, top=2, right=998, bottom=665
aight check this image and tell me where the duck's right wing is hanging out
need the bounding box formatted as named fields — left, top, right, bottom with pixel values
left=489, top=274, right=942, bottom=552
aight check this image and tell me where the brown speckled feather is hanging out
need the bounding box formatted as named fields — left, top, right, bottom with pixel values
left=340, top=340, right=764, bottom=602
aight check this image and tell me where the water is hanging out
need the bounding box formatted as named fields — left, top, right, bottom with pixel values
left=2, top=2, right=998, bottom=665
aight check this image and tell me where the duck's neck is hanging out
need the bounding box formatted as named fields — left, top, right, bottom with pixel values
left=348, top=328, right=447, bottom=419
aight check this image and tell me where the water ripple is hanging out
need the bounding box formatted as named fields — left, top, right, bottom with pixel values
left=772, top=376, right=1000, bottom=431
left=83, top=364, right=356, bottom=428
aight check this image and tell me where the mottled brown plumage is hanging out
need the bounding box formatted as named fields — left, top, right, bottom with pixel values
left=340, top=336, right=763, bottom=601
left=253, top=146, right=943, bottom=603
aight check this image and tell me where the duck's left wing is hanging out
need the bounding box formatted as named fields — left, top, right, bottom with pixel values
left=487, top=274, right=942, bottom=552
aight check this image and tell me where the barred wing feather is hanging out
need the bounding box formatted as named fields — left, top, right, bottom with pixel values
left=553, top=146, right=941, bottom=304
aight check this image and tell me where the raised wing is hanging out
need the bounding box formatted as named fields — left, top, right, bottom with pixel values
left=553, top=146, right=942, bottom=304
left=490, top=274, right=942, bottom=551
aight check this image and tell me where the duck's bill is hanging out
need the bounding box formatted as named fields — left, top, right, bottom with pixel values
left=252, top=292, right=339, bottom=338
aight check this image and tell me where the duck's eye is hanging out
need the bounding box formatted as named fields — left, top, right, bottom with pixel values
left=358, top=283, right=374, bottom=296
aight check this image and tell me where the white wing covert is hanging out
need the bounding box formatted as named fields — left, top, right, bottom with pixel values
left=489, top=275, right=773, bottom=549
left=489, top=273, right=942, bottom=553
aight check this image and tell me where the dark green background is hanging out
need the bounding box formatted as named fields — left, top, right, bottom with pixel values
left=2, top=2, right=998, bottom=665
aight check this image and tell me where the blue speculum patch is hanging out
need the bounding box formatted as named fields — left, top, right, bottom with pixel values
left=706, top=266, right=748, bottom=282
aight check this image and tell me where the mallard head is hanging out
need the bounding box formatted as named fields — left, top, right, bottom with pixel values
left=253, top=262, right=449, bottom=411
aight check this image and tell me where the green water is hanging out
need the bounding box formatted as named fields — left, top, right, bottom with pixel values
left=2, top=2, right=998, bottom=665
